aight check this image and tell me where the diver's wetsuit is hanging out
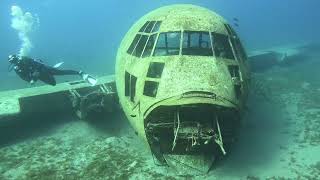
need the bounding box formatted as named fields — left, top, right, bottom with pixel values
left=13, top=56, right=81, bottom=86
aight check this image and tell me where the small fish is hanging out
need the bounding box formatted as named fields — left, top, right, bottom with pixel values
left=234, top=23, right=239, bottom=27
left=233, top=17, right=239, bottom=22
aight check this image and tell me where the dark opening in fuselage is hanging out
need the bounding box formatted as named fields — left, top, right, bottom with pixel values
left=144, top=103, right=240, bottom=163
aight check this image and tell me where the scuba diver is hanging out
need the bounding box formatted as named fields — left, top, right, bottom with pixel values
left=8, top=54, right=97, bottom=86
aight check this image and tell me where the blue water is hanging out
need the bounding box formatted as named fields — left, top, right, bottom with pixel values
left=1, top=1, right=320, bottom=179
left=0, top=0, right=319, bottom=90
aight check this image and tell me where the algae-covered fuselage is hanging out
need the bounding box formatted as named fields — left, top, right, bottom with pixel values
left=115, top=4, right=250, bottom=172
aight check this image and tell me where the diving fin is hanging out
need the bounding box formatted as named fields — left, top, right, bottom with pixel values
left=82, top=73, right=98, bottom=86
left=53, top=62, right=64, bottom=68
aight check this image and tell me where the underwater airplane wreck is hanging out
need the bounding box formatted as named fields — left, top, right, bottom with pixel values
left=115, top=4, right=250, bottom=172
left=0, top=4, right=251, bottom=172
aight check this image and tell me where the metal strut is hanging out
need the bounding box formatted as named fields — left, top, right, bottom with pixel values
left=172, top=109, right=180, bottom=151
left=68, top=89, right=82, bottom=118
left=214, top=116, right=226, bottom=155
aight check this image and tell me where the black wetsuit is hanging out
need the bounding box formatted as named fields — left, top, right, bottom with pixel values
left=13, top=56, right=81, bottom=86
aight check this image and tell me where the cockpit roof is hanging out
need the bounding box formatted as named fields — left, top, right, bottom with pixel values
left=136, top=4, right=228, bottom=34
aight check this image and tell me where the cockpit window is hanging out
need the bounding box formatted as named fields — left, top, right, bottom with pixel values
left=125, top=71, right=137, bottom=102
left=139, top=22, right=150, bottom=33
left=131, top=35, right=148, bottom=57
left=139, top=21, right=162, bottom=33
left=129, top=23, right=241, bottom=60
left=143, top=81, right=159, bottom=97
left=153, top=32, right=181, bottom=56
left=230, top=38, right=247, bottom=61
left=235, top=38, right=247, bottom=60
left=147, top=62, right=165, bottom=78
left=151, top=21, right=161, bottom=32
left=182, top=31, right=213, bottom=56
left=144, top=21, right=156, bottom=33
left=224, top=24, right=247, bottom=61
left=128, top=21, right=162, bottom=58
left=211, top=32, right=235, bottom=60
left=142, top=34, right=157, bottom=58
left=224, top=24, right=237, bottom=38
left=127, top=34, right=141, bottom=55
